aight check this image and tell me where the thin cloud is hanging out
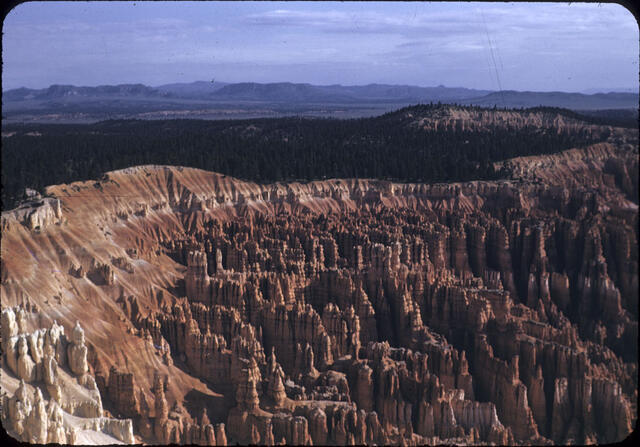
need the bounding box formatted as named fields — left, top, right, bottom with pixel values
left=2, top=2, right=637, bottom=91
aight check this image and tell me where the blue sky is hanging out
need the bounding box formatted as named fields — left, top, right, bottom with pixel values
left=2, top=1, right=638, bottom=91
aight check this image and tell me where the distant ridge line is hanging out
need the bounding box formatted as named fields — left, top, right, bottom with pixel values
left=2, top=81, right=638, bottom=124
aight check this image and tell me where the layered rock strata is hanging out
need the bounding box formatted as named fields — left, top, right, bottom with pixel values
left=1, top=125, right=637, bottom=444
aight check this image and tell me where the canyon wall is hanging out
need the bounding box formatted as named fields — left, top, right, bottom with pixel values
left=1, top=125, right=637, bottom=444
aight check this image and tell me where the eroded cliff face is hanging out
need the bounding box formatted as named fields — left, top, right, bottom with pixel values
left=1, top=128, right=637, bottom=444
left=0, top=308, right=134, bottom=444
left=406, top=107, right=621, bottom=138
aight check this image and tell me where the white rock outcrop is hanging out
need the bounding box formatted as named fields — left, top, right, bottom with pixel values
left=67, top=321, right=89, bottom=376
left=1, top=315, right=135, bottom=444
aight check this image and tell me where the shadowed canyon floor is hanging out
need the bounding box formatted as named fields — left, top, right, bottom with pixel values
left=1, top=129, right=638, bottom=444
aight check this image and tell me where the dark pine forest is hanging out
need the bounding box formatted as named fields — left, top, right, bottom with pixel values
left=1, top=104, right=616, bottom=210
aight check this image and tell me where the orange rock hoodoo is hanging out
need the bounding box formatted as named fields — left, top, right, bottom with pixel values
left=1, top=127, right=637, bottom=444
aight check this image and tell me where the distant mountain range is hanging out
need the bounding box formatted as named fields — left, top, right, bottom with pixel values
left=155, top=80, right=230, bottom=97
left=580, top=87, right=638, bottom=94
left=187, top=82, right=495, bottom=103
left=463, top=90, right=639, bottom=110
left=3, top=81, right=638, bottom=123
left=3, top=83, right=165, bottom=101
left=3, top=82, right=493, bottom=103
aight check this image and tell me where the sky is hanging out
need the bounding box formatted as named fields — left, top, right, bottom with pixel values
left=2, top=1, right=638, bottom=92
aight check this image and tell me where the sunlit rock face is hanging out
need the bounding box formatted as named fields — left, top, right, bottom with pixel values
left=1, top=121, right=637, bottom=445
left=0, top=314, right=134, bottom=444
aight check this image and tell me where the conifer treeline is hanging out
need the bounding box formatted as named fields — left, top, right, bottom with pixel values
left=1, top=104, right=610, bottom=210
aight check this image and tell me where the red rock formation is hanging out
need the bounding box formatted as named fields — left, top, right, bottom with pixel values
left=1, top=121, right=636, bottom=444
left=107, top=366, right=140, bottom=417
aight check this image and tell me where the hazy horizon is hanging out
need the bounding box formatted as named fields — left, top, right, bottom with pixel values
left=3, top=78, right=638, bottom=96
left=2, top=1, right=638, bottom=92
